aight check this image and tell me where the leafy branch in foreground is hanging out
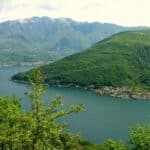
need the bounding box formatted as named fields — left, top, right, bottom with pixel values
left=0, top=69, right=84, bottom=150
left=0, top=69, right=150, bottom=150
left=27, top=69, right=85, bottom=150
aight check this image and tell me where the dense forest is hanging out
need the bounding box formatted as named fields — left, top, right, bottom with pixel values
left=12, top=30, right=150, bottom=93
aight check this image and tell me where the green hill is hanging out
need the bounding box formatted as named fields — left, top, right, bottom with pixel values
left=12, top=30, right=150, bottom=98
left=0, top=17, right=148, bottom=65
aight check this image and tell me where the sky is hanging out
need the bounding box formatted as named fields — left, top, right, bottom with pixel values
left=0, top=0, right=150, bottom=26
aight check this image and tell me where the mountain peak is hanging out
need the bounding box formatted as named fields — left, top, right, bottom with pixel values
left=0, top=18, right=149, bottom=65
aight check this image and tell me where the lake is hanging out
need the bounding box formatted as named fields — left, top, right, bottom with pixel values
left=0, top=66, right=150, bottom=143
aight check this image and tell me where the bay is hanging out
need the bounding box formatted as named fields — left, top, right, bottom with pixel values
left=0, top=66, right=150, bottom=143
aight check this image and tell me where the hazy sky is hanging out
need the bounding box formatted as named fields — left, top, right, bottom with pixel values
left=0, top=0, right=150, bottom=26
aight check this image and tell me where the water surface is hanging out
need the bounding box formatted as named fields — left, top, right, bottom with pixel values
left=0, top=66, right=150, bottom=143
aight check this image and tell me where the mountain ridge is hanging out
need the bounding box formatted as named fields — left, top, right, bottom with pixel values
left=0, top=16, right=149, bottom=65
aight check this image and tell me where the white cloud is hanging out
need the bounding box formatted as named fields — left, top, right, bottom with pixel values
left=0, top=0, right=150, bottom=26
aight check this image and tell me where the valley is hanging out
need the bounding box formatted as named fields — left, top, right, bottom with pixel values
left=0, top=17, right=148, bottom=65
left=0, top=16, right=150, bottom=149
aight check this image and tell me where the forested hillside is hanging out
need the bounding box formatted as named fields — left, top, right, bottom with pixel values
left=13, top=30, right=150, bottom=93
left=0, top=17, right=148, bottom=65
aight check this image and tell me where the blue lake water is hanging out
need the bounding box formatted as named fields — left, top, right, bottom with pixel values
left=0, top=66, right=150, bottom=143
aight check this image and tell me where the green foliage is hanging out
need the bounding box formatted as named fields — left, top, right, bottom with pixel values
left=101, top=139, right=127, bottom=150
left=0, top=69, right=85, bottom=150
left=1, top=69, right=150, bottom=149
left=0, top=96, right=32, bottom=149
left=130, top=125, right=150, bottom=150
left=13, top=30, right=150, bottom=91
left=99, top=125, right=150, bottom=150
left=1, top=17, right=137, bottom=65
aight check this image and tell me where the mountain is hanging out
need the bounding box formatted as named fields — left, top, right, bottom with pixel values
left=0, top=16, right=148, bottom=65
left=12, top=30, right=150, bottom=96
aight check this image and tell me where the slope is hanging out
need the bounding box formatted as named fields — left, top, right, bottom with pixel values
left=0, top=17, right=148, bottom=65
left=12, top=30, right=150, bottom=98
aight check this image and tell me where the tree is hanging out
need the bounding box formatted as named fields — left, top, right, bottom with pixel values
left=130, top=125, right=150, bottom=150
left=0, top=69, right=84, bottom=150
left=0, top=69, right=150, bottom=150
left=101, top=139, right=127, bottom=150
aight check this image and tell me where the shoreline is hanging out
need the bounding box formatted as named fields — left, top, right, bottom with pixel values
left=0, top=61, right=48, bottom=68
left=93, top=86, right=150, bottom=100
left=11, top=79, right=150, bottom=100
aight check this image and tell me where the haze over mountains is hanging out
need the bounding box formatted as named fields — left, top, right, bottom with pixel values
left=0, top=16, right=148, bottom=65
